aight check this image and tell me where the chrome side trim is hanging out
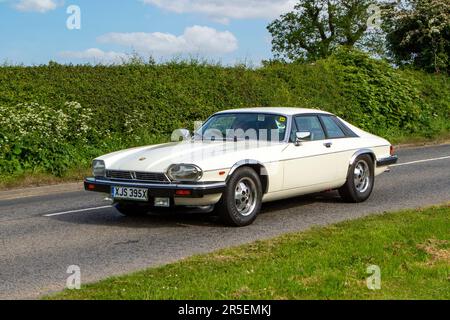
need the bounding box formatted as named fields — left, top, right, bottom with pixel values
left=349, top=149, right=377, bottom=166
left=228, top=160, right=268, bottom=177
left=227, top=160, right=269, bottom=194
left=264, top=145, right=389, bottom=164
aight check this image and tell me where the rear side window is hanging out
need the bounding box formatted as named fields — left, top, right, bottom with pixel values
left=293, top=116, right=326, bottom=141
left=320, top=116, right=346, bottom=139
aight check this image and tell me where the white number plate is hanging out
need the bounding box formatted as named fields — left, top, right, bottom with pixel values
left=111, top=187, right=149, bottom=202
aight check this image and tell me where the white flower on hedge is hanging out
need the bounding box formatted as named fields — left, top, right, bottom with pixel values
left=0, top=101, right=95, bottom=145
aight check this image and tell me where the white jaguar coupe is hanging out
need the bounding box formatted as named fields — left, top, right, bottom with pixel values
left=85, top=108, right=398, bottom=226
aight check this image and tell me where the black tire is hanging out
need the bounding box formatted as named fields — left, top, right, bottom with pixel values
left=339, top=154, right=375, bottom=203
left=115, top=202, right=149, bottom=217
left=216, top=167, right=262, bottom=227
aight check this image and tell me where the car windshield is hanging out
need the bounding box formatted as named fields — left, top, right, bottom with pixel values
left=195, top=113, right=288, bottom=142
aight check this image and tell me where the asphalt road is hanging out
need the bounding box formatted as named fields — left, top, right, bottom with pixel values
left=1, top=144, right=449, bottom=299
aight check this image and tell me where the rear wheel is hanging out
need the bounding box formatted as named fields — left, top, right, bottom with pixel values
left=115, top=202, right=149, bottom=217
left=339, top=154, right=375, bottom=203
left=216, top=167, right=262, bottom=227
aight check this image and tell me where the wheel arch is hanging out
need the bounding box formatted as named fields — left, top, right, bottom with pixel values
left=339, top=149, right=377, bottom=203
left=227, top=160, right=269, bottom=194
left=349, top=149, right=376, bottom=166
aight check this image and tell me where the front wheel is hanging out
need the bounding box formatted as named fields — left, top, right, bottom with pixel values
left=216, top=167, right=262, bottom=227
left=339, top=154, right=375, bottom=203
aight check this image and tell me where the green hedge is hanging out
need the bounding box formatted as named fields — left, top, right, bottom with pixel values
left=0, top=49, right=449, bottom=176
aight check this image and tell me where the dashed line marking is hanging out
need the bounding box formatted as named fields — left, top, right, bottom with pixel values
left=391, top=155, right=450, bottom=167
left=44, top=205, right=113, bottom=217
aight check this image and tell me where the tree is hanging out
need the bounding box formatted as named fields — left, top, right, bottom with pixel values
left=267, top=0, right=375, bottom=62
left=384, top=0, right=450, bottom=73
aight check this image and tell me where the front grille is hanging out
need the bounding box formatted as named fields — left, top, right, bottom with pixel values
left=106, top=170, right=170, bottom=183
left=106, top=170, right=132, bottom=180
left=135, top=172, right=169, bottom=182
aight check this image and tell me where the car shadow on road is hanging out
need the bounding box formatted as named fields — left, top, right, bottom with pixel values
left=49, top=191, right=343, bottom=229
left=260, top=191, right=342, bottom=214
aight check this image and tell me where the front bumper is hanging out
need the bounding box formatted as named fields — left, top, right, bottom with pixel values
left=376, top=155, right=398, bottom=167
left=84, top=177, right=226, bottom=198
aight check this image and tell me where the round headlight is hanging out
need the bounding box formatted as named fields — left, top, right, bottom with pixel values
left=167, top=164, right=203, bottom=182
left=93, top=160, right=106, bottom=177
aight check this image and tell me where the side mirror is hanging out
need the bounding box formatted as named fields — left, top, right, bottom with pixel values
left=171, top=129, right=192, bottom=142
left=295, top=131, right=311, bottom=146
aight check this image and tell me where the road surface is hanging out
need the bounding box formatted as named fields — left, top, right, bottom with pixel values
left=0, top=144, right=449, bottom=299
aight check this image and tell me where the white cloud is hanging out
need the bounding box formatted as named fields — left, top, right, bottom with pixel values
left=14, top=0, right=61, bottom=13
left=97, top=25, right=238, bottom=55
left=142, top=0, right=296, bottom=23
left=59, top=48, right=129, bottom=63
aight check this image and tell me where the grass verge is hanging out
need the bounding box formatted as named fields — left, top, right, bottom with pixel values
left=389, top=131, right=450, bottom=147
left=47, top=205, right=450, bottom=300
left=0, top=167, right=91, bottom=191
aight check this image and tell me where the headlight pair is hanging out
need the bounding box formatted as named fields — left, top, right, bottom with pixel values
left=167, top=164, right=202, bottom=182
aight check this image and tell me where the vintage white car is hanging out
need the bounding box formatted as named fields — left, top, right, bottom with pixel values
left=85, top=108, right=398, bottom=226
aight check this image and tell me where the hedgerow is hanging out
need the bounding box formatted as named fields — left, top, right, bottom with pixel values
left=0, top=49, right=448, bottom=177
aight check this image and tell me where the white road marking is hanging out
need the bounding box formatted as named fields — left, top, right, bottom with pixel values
left=44, top=205, right=113, bottom=217
left=391, top=155, right=450, bottom=167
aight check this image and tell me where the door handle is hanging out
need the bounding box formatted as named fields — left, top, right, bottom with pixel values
left=324, top=142, right=333, bottom=148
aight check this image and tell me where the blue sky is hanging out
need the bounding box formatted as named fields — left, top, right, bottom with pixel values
left=0, top=0, right=296, bottom=65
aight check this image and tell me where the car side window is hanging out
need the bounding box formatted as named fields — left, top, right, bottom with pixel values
left=292, top=116, right=326, bottom=141
left=320, top=116, right=346, bottom=139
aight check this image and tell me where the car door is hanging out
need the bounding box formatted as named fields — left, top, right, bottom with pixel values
left=282, top=115, right=338, bottom=190
left=318, top=114, right=360, bottom=182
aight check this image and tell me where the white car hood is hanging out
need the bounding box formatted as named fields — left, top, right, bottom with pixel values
left=98, top=141, right=287, bottom=172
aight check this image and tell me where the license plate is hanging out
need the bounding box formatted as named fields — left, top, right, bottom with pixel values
left=111, top=186, right=149, bottom=202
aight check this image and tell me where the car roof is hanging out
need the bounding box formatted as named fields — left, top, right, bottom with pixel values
left=215, top=107, right=332, bottom=116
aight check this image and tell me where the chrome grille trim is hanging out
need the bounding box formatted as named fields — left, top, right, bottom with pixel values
left=106, top=170, right=170, bottom=183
